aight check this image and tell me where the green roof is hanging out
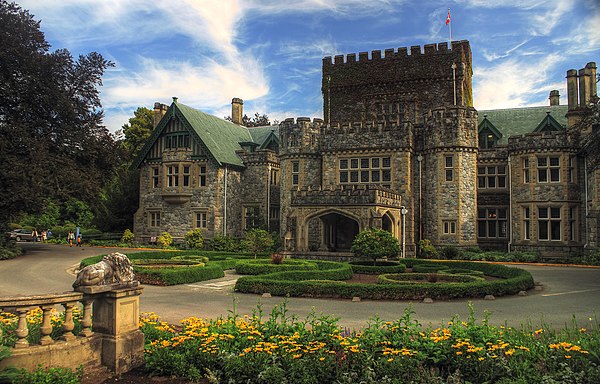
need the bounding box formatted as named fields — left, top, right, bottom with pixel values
left=477, top=105, right=568, bottom=145
left=135, top=101, right=281, bottom=169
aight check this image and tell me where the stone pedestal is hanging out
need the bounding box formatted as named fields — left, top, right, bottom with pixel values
left=77, top=283, right=144, bottom=374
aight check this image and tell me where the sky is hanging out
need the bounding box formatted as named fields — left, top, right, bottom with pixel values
left=17, top=0, right=600, bottom=134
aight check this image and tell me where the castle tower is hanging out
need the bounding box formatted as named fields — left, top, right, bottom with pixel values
left=278, top=117, right=323, bottom=240
left=421, top=106, right=479, bottom=248
left=322, top=40, right=473, bottom=125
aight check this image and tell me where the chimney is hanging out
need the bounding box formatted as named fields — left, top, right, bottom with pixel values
left=549, top=90, right=560, bottom=106
left=566, top=69, right=578, bottom=112
left=579, top=67, right=591, bottom=108
left=153, top=102, right=168, bottom=128
left=587, top=62, right=597, bottom=99
left=231, top=98, right=244, bottom=125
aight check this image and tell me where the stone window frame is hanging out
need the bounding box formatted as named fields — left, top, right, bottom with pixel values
left=199, top=164, right=207, bottom=187
left=182, top=165, right=191, bottom=187
left=244, top=206, right=261, bottom=230
left=523, top=158, right=530, bottom=183
left=523, top=206, right=531, bottom=241
left=477, top=164, right=506, bottom=189
left=151, top=166, right=160, bottom=188
left=291, top=161, right=300, bottom=186
left=537, top=156, right=560, bottom=183
left=192, top=210, right=208, bottom=229
left=538, top=206, right=561, bottom=241
left=338, top=156, right=391, bottom=187
left=477, top=207, right=508, bottom=239
left=148, top=210, right=161, bottom=228
left=270, top=168, right=279, bottom=186
left=568, top=206, right=578, bottom=242
left=444, top=155, right=454, bottom=182
left=568, top=156, right=576, bottom=184
left=166, top=165, right=179, bottom=187
left=269, top=206, right=280, bottom=220
left=442, top=220, right=456, bottom=235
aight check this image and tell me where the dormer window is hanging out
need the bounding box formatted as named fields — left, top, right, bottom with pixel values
left=478, top=116, right=502, bottom=149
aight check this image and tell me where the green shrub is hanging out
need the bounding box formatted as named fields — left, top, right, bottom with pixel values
left=135, top=264, right=224, bottom=285
left=235, top=259, right=318, bottom=275
left=412, top=264, right=450, bottom=273
left=12, top=366, right=83, bottom=384
left=440, top=245, right=462, bottom=260
left=351, top=228, right=399, bottom=264
left=242, top=229, right=274, bottom=258
left=419, top=239, right=438, bottom=259
left=184, top=228, right=204, bottom=249
left=157, top=232, right=173, bottom=248
left=377, top=272, right=482, bottom=284
left=349, top=261, right=406, bottom=274
left=204, top=236, right=243, bottom=252
left=121, top=229, right=135, bottom=244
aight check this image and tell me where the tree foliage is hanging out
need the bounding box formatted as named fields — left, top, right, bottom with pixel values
left=120, top=107, right=154, bottom=159
left=570, top=94, right=600, bottom=170
left=0, top=2, right=117, bottom=227
left=225, top=112, right=273, bottom=127
left=351, top=228, right=400, bottom=264
left=242, top=229, right=274, bottom=258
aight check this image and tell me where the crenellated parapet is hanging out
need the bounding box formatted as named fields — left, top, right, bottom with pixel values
left=279, top=117, right=323, bottom=156
left=236, top=149, right=279, bottom=166
left=322, top=40, right=473, bottom=124
left=321, top=118, right=413, bottom=152
left=508, top=131, right=577, bottom=154
left=423, top=106, right=478, bottom=150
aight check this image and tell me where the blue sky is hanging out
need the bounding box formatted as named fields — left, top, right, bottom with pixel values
left=18, top=0, right=600, bottom=133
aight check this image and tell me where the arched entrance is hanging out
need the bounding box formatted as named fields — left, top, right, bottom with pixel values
left=306, top=211, right=360, bottom=252
left=382, top=212, right=393, bottom=233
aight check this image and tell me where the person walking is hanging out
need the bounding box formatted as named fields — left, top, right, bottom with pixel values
left=76, top=234, right=82, bottom=247
left=68, top=230, right=75, bottom=247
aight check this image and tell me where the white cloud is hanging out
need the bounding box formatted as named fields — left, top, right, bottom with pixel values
left=473, top=53, right=563, bottom=110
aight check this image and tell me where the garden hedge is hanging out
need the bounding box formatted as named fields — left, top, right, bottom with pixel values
left=349, top=261, right=406, bottom=274
left=234, top=259, right=319, bottom=275
left=235, top=259, right=534, bottom=300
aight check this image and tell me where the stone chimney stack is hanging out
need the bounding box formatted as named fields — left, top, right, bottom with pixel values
left=566, top=69, right=578, bottom=112
left=579, top=67, right=592, bottom=108
left=231, top=98, right=244, bottom=125
left=549, top=90, right=560, bottom=106
left=153, top=102, right=168, bottom=128
left=588, top=62, right=598, bottom=99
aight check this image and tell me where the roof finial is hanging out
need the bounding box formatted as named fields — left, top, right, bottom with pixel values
left=172, top=97, right=178, bottom=104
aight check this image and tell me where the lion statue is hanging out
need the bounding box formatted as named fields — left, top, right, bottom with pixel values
left=73, top=252, right=134, bottom=288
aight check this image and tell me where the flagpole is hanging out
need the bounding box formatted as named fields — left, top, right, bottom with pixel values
left=447, top=8, right=452, bottom=45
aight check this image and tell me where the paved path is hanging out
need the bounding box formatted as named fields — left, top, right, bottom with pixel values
left=2, top=243, right=599, bottom=330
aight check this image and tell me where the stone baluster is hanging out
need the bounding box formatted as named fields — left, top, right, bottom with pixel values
left=39, top=305, right=54, bottom=345
left=79, top=298, right=94, bottom=337
left=14, top=308, right=30, bottom=349
left=61, top=301, right=76, bottom=341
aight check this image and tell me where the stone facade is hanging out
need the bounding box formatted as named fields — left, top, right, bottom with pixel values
left=134, top=40, right=598, bottom=259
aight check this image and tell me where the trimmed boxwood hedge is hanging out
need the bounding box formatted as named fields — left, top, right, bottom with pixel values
left=349, top=261, right=406, bottom=274
left=235, top=259, right=318, bottom=275
left=442, top=268, right=485, bottom=276
left=135, top=264, right=224, bottom=285
left=411, top=264, right=450, bottom=273
left=377, top=273, right=483, bottom=284
left=234, top=259, right=534, bottom=300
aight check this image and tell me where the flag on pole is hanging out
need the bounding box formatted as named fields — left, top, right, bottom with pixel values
left=446, top=8, right=451, bottom=25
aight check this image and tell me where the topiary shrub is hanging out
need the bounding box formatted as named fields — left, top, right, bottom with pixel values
left=242, top=229, right=274, bottom=259
left=157, top=232, right=173, bottom=248
left=440, top=245, right=461, bottom=260
left=419, top=239, right=438, bottom=259
left=351, top=228, right=400, bottom=265
left=184, top=228, right=204, bottom=249
left=121, top=229, right=135, bottom=245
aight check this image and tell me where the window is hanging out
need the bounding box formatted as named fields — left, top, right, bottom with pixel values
left=537, top=156, right=560, bottom=183
left=149, top=211, right=161, bottom=228
left=292, top=161, right=299, bottom=186
left=199, top=165, right=207, bottom=187
left=152, top=167, right=159, bottom=188
left=165, top=133, right=190, bottom=149
left=339, top=156, right=391, bottom=187
left=523, top=207, right=530, bottom=240
left=182, top=165, right=190, bottom=187
left=569, top=207, right=577, bottom=241
left=479, top=131, right=497, bottom=149
left=270, top=168, right=279, bottom=185
left=195, top=212, right=207, bottom=229
left=477, top=165, right=506, bottom=189
left=538, top=207, right=561, bottom=241
left=568, top=156, right=576, bottom=183
left=523, top=158, right=530, bottom=183
left=270, top=207, right=280, bottom=220
left=167, top=165, right=179, bottom=187
left=445, top=155, right=453, bottom=181
left=477, top=208, right=507, bottom=238
left=244, top=206, right=261, bottom=230
left=443, top=220, right=456, bottom=235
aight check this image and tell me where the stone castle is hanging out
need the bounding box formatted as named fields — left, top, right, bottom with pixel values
left=133, top=40, right=599, bottom=259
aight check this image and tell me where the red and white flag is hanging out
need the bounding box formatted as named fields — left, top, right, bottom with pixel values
left=446, top=8, right=451, bottom=25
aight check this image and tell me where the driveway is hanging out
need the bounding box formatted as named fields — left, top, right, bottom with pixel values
left=2, top=243, right=599, bottom=330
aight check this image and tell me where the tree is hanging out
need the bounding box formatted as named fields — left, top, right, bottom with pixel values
left=0, top=2, right=117, bottom=228
left=570, top=94, right=600, bottom=170
left=120, top=107, right=154, bottom=159
left=242, top=228, right=274, bottom=258
left=351, top=228, right=400, bottom=265
left=225, top=112, right=274, bottom=127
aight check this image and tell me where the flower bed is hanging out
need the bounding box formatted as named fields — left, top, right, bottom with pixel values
left=138, top=303, right=600, bottom=383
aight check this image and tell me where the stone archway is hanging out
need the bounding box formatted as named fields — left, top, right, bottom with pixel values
left=382, top=212, right=393, bottom=233
left=305, top=210, right=361, bottom=252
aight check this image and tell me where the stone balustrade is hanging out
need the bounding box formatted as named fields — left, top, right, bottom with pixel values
left=291, top=185, right=402, bottom=207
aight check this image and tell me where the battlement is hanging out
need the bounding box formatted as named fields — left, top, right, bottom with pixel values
left=291, top=185, right=402, bottom=208
left=323, top=40, right=470, bottom=66
left=508, top=131, right=576, bottom=152
left=322, top=117, right=411, bottom=135
left=279, top=117, right=324, bottom=129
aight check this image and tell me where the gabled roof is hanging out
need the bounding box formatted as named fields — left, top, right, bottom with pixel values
left=477, top=105, right=568, bottom=145
left=533, top=112, right=564, bottom=132
left=134, top=101, right=280, bottom=169
left=478, top=116, right=503, bottom=139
